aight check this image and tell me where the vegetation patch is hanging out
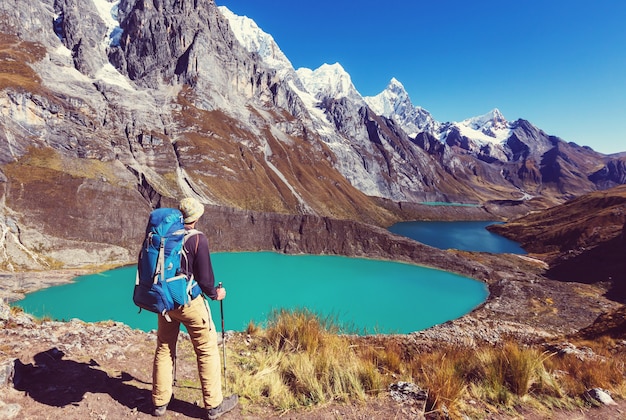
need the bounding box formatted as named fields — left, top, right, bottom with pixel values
left=0, top=32, right=45, bottom=90
left=212, top=310, right=625, bottom=418
left=228, top=309, right=382, bottom=413
left=2, top=146, right=130, bottom=189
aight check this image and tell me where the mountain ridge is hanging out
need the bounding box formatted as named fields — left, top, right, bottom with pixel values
left=217, top=4, right=625, bottom=203
left=0, top=0, right=625, bottom=271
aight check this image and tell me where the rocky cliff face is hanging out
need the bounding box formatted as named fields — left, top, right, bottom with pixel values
left=0, top=0, right=624, bottom=273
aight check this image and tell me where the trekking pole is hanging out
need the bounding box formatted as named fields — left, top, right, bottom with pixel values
left=173, top=339, right=178, bottom=386
left=218, top=282, right=227, bottom=393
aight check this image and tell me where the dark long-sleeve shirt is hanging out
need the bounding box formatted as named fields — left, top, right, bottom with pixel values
left=181, top=230, right=218, bottom=299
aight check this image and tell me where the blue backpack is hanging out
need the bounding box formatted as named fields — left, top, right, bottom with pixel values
left=134, top=207, right=202, bottom=319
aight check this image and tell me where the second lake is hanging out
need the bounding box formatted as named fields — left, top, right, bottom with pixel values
left=388, top=220, right=526, bottom=254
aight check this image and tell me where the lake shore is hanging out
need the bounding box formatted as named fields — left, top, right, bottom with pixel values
left=0, top=269, right=94, bottom=303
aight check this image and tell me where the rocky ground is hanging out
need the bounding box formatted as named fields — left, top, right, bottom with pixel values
left=1, top=300, right=625, bottom=420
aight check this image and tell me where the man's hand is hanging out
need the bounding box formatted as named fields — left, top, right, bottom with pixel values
left=216, top=286, right=226, bottom=301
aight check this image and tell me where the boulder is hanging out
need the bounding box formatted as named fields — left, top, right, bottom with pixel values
left=583, top=388, right=617, bottom=406
left=0, top=359, right=16, bottom=388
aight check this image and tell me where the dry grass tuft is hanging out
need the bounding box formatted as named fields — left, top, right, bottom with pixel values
left=228, top=309, right=383, bottom=412
left=545, top=348, right=626, bottom=397
left=264, top=308, right=333, bottom=354
left=205, top=311, right=626, bottom=417
left=405, top=344, right=470, bottom=416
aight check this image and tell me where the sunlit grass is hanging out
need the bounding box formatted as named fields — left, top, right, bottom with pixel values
left=227, top=309, right=382, bottom=412
left=170, top=309, right=626, bottom=417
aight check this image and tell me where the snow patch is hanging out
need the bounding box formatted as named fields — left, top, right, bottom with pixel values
left=95, top=63, right=134, bottom=90
left=218, top=6, right=292, bottom=75
left=296, top=63, right=363, bottom=102
left=92, top=0, right=121, bottom=46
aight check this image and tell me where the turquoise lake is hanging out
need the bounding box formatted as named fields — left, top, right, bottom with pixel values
left=16, top=252, right=489, bottom=334
left=388, top=220, right=526, bottom=254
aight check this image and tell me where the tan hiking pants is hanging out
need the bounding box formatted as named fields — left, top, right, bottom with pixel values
left=152, top=295, right=223, bottom=409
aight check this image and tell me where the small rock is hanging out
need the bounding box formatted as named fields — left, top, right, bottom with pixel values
left=0, top=400, right=22, bottom=419
left=0, top=359, right=15, bottom=388
left=584, top=388, right=617, bottom=406
left=544, top=342, right=597, bottom=360
left=389, top=381, right=428, bottom=407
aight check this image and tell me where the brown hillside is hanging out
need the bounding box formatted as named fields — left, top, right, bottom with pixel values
left=489, top=185, right=626, bottom=300
left=574, top=305, right=626, bottom=340
left=489, top=184, right=626, bottom=255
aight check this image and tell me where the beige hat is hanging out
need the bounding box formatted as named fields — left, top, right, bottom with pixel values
left=179, top=197, right=205, bottom=224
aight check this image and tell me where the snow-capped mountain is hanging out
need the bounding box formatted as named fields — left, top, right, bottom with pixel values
left=216, top=7, right=361, bottom=105
left=201, top=8, right=624, bottom=200
left=216, top=8, right=513, bottom=157
left=296, top=63, right=364, bottom=105
left=216, top=8, right=540, bottom=170
left=364, top=78, right=439, bottom=135
left=436, top=109, right=513, bottom=161
left=1, top=0, right=624, bottom=269
left=456, top=108, right=511, bottom=143
left=217, top=6, right=292, bottom=77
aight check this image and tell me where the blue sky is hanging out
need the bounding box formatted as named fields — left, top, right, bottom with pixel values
left=216, top=0, right=626, bottom=155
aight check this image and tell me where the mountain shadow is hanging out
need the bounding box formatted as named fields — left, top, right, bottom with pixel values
left=545, top=235, right=626, bottom=302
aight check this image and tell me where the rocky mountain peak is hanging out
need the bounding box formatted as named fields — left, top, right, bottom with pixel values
left=217, top=5, right=293, bottom=75
left=461, top=108, right=509, bottom=133
left=364, top=78, right=438, bottom=135
left=387, top=77, right=405, bottom=91
left=296, top=62, right=362, bottom=102
left=378, top=77, right=409, bottom=103
left=365, top=78, right=410, bottom=117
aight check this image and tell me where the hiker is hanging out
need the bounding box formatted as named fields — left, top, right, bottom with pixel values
left=152, top=197, right=238, bottom=419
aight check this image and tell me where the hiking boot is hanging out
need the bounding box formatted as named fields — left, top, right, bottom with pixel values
left=206, top=394, right=238, bottom=419
left=153, top=404, right=168, bottom=417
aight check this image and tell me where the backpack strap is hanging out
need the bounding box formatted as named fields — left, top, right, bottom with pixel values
left=180, top=230, right=202, bottom=275
left=157, top=237, right=173, bottom=322
left=182, top=229, right=202, bottom=267
left=181, top=229, right=203, bottom=301
left=184, top=228, right=201, bottom=243
left=156, top=236, right=166, bottom=284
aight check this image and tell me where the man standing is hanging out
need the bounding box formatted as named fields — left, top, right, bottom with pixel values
left=152, top=197, right=238, bottom=419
